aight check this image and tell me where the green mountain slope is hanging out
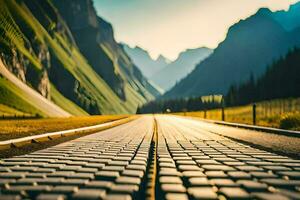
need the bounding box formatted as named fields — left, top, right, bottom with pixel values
left=50, top=83, right=88, bottom=116
left=0, top=0, right=159, bottom=115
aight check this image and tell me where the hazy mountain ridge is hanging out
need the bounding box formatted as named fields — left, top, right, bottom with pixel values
left=151, top=47, right=213, bottom=91
left=124, top=45, right=213, bottom=91
left=122, top=44, right=169, bottom=78
left=164, top=3, right=300, bottom=99
left=0, top=0, right=159, bottom=116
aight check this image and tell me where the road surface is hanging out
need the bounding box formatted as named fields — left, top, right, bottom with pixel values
left=0, top=115, right=300, bottom=199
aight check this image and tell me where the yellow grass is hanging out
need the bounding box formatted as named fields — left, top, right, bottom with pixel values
left=0, top=115, right=129, bottom=141
left=177, top=98, right=300, bottom=130
left=0, top=104, right=27, bottom=116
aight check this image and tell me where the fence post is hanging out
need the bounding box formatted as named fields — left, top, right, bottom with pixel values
left=204, top=110, right=207, bottom=119
left=221, top=107, right=225, bottom=121
left=253, top=103, right=256, bottom=125
left=221, top=98, right=225, bottom=121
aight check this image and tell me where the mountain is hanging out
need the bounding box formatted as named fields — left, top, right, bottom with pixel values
left=0, top=0, right=159, bottom=116
left=124, top=44, right=213, bottom=91
left=151, top=47, right=213, bottom=91
left=164, top=5, right=300, bottom=99
left=122, top=44, right=169, bottom=78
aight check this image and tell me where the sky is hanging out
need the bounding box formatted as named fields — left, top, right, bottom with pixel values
left=94, top=0, right=299, bottom=60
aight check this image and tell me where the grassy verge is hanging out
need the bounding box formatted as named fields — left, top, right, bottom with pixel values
left=0, top=115, right=129, bottom=141
left=176, top=98, right=300, bottom=131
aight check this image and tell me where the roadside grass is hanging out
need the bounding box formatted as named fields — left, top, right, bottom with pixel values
left=279, top=113, right=300, bottom=130
left=0, top=115, right=129, bottom=141
left=177, top=98, right=300, bottom=130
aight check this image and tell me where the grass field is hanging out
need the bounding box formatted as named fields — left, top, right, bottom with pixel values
left=177, top=98, right=300, bottom=130
left=0, top=115, right=128, bottom=141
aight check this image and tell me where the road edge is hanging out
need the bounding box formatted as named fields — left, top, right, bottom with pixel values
left=0, top=116, right=136, bottom=151
left=177, top=115, right=300, bottom=138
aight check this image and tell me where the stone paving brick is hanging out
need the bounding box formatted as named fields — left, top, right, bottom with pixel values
left=188, top=177, right=211, bottom=187
left=219, top=187, right=250, bottom=199
left=50, top=186, right=78, bottom=195
left=36, top=194, right=66, bottom=200
left=103, top=194, right=132, bottom=200
left=161, top=184, right=186, bottom=193
left=159, top=176, right=182, bottom=184
left=116, top=176, right=141, bottom=185
left=187, top=187, right=218, bottom=199
left=95, top=171, right=120, bottom=181
left=0, top=195, right=21, bottom=200
left=205, top=171, right=228, bottom=178
left=71, top=189, right=106, bottom=200
left=237, top=180, right=268, bottom=192
left=110, top=184, right=139, bottom=195
left=252, top=192, right=290, bottom=200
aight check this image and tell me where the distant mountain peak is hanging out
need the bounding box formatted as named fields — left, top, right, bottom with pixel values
left=257, top=7, right=272, bottom=15
left=156, top=55, right=170, bottom=64
left=123, top=45, right=169, bottom=78
left=134, top=46, right=147, bottom=52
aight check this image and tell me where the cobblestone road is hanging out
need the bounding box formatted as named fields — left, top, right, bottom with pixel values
left=0, top=115, right=300, bottom=199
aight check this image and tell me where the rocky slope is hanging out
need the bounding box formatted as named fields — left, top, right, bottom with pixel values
left=0, top=59, right=72, bottom=117
left=0, top=0, right=159, bottom=116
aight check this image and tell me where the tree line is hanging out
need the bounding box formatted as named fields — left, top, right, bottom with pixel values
left=225, top=48, right=300, bottom=106
left=137, top=96, right=222, bottom=114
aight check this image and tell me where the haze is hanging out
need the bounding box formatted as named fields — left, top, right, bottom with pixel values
left=94, top=0, right=298, bottom=60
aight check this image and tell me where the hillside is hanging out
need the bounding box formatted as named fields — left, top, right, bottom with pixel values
left=164, top=4, right=300, bottom=99
left=0, top=59, right=71, bottom=117
left=122, top=44, right=169, bottom=78
left=0, top=0, right=159, bottom=116
left=151, top=47, right=213, bottom=91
